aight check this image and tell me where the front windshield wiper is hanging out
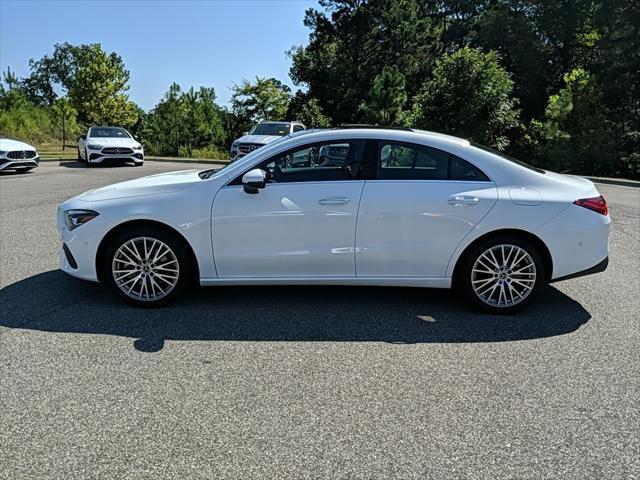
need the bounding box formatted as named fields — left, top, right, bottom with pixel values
left=199, top=168, right=220, bottom=179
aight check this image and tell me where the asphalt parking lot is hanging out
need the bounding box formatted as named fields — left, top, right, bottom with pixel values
left=1, top=161, right=638, bottom=479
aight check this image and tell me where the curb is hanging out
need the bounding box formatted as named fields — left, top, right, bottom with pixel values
left=584, top=176, right=640, bottom=188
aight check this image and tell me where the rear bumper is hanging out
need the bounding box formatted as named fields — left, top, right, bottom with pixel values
left=550, top=256, right=608, bottom=283
left=538, top=203, right=611, bottom=280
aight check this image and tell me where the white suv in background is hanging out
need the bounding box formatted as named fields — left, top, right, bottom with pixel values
left=230, top=121, right=306, bottom=161
left=78, top=126, right=144, bottom=167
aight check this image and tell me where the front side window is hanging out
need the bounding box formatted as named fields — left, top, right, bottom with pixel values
left=293, top=124, right=305, bottom=132
left=377, top=141, right=490, bottom=181
left=232, top=141, right=365, bottom=184
left=89, top=127, right=131, bottom=138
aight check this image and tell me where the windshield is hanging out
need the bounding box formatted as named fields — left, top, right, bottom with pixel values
left=473, top=143, right=545, bottom=174
left=249, top=123, right=290, bottom=136
left=89, top=127, right=131, bottom=139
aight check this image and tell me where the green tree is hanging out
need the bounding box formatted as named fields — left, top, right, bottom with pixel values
left=20, top=42, right=138, bottom=126
left=532, top=68, right=619, bottom=175
left=231, top=77, right=292, bottom=124
left=409, top=47, right=520, bottom=150
left=286, top=91, right=331, bottom=128
left=359, top=65, right=407, bottom=126
left=144, top=83, right=227, bottom=157
left=289, top=0, right=442, bottom=125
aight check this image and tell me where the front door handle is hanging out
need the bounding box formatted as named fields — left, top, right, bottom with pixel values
left=319, top=197, right=350, bottom=206
left=448, top=195, right=480, bottom=206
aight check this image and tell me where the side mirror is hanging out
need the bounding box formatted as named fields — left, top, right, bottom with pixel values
left=244, top=131, right=249, bottom=135
left=79, top=135, right=86, bottom=141
left=242, top=168, right=266, bottom=194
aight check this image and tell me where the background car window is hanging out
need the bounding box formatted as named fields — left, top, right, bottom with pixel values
left=378, top=143, right=448, bottom=180
left=234, top=141, right=365, bottom=184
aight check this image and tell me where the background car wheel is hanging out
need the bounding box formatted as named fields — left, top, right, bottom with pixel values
left=103, top=226, right=191, bottom=307
left=77, top=148, right=84, bottom=162
left=458, top=235, right=545, bottom=314
left=133, top=161, right=143, bottom=167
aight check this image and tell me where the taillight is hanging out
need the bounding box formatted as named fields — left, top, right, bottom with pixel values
left=573, top=195, right=608, bottom=216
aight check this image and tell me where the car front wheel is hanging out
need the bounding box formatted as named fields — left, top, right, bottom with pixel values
left=459, top=236, right=545, bottom=314
left=103, top=227, right=190, bottom=307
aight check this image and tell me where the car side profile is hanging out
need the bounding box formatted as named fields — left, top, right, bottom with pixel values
left=78, top=126, right=144, bottom=167
left=58, top=128, right=610, bottom=313
left=230, top=121, right=306, bottom=161
left=0, top=137, right=39, bottom=172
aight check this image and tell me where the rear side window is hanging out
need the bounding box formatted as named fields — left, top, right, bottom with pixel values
left=450, top=155, right=491, bottom=181
left=376, top=141, right=490, bottom=182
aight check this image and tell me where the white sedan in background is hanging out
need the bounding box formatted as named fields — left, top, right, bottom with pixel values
left=0, top=137, right=39, bottom=172
left=58, top=128, right=610, bottom=313
left=78, top=126, right=144, bottom=167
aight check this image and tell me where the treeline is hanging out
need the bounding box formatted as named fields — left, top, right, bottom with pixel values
left=1, top=0, right=638, bottom=177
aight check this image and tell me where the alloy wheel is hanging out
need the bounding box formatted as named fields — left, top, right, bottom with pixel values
left=112, top=237, right=180, bottom=301
left=471, top=244, right=537, bottom=308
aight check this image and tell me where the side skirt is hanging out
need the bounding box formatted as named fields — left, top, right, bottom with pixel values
left=199, top=277, right=452, bottom=288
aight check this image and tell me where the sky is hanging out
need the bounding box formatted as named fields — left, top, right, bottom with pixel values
left=0, top=0, right=317, bottom=110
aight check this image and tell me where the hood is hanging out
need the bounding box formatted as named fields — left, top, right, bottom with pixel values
left=0, top=138, right=36, bottom=151
left=235, top=134, right=283, bottom=145
left=85, top=137, right=140, bottom=148
left=76, top=170, right=201, bottom=202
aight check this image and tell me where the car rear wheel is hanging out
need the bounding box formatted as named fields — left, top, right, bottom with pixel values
left=103, top=227, right=191, bottom=307
left=459, top=236, right=545, bottom=314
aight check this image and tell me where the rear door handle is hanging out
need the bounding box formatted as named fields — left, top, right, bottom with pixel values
left=448, top=195, right=480, bottom=206
left=319, top=197, right=350, bottom=206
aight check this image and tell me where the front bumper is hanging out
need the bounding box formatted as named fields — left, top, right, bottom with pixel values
left=57, top=205, right=110, bottom=282
left=0, top=157, right=39, bottom=171
left=88, top=152, right=143, bottom=164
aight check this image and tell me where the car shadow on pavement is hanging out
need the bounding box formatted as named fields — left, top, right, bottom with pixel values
left=0, top=270, right=591, bottom=352
left=59, top=161, right=137, bottom=169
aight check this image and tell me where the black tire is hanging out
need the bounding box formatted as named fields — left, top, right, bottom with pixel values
left=102, top=226, right=192, bottom=307
left=458, top=235, right=545, bottom=314
left=77, top=148, right=84, bottom=162
left=133, top=161, right=143, bottom=167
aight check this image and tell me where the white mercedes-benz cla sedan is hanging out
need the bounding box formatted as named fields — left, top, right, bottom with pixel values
left=57, top=128, right=610, bottom=313
left=77, top=126, right=144, bottom=167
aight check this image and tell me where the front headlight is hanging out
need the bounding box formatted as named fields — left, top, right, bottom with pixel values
left=231, top=142, right=238, bottom=150
left=65, top=209, right=99, bottom=231
left=133, top=144, right=143, bottom=150
left=0, top=151, right=6, bottom=156
left=87, top=144, right=103, bottom=150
